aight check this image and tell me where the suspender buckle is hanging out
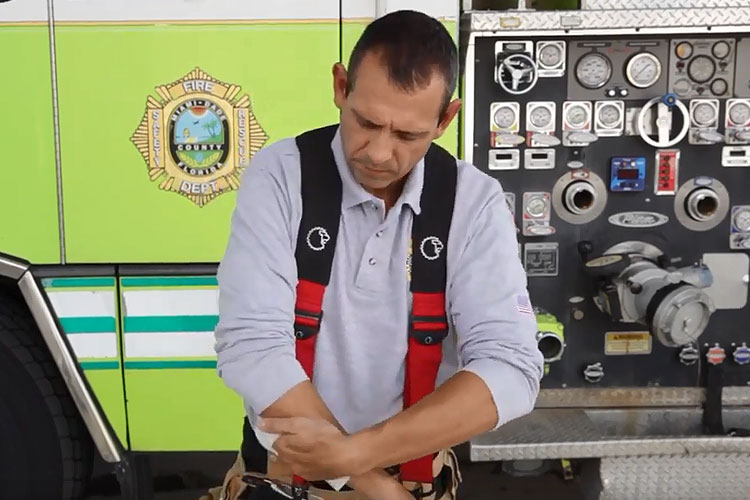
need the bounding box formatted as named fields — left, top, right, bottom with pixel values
left=294, top=309, right=323, bottom=340
left=409, top=315, right=449, bottom=345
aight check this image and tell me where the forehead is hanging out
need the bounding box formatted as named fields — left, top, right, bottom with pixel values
left=348, top=51, right=445, bottom=127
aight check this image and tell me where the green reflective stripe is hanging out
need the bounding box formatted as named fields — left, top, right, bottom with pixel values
left=121, top=277, right=217, bottom=288
left=125, top=360, right=217, bottom=369
left=123, top=315, right=218, bottom=333
left=43, top=277, right=116, bottom=288
left=80, top=360, right=120, bottom=370
left=60, top=316, right=117, bottom=333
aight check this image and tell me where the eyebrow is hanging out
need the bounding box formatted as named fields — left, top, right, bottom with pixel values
left=351, top=107, right=431, bottom=138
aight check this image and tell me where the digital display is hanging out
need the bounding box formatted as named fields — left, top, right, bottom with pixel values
left=617, top=168, right=640, bottom=179
left=532, top=153, right=549, bottom=160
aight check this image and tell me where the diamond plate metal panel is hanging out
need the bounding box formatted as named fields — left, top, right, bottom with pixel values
left=583, top=0, right=750, bottom=9
left=535, top=387, right=750, bottom=408
left=470, top=409, right=750, bottom=461
left=600, top=454, right=750, bottom=500
left=468, top=8, right=750, bottom=32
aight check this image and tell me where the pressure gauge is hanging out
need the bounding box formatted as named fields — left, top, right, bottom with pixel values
left=729, top=101, right=750, bottom=126
left=712, top=40, right=731, bottom=59
left=538, top=43, right=564, bottom=69
left=597, top=103, right=621, bottom=128
left=675, top=41, right=693, bottom=60
left=529, top=106, right=553, bottom=129
left=493, top=106, right=516, bottom=129
left=575, top=52, right=612, bottom=89
left=566, top=104, right=588, bottom=128
left=626, top=52, right=662, bottom=89
left=691, top=101, right=717, bottom=127
left=525, top=196, right=548, bottom=218
left=711, top=78, right=728, bottom=96
left=688, top=56, right=716, bottom=84
left=734, top=208, right=750, bottom=232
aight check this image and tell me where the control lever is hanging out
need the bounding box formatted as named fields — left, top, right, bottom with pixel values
left=567, top=131, right=599, bottom=146
left=495, top=132, right=526, bottom=146
left=531, top=133, right=561, bottom=147
left=697, top=129, right=724, bottom=143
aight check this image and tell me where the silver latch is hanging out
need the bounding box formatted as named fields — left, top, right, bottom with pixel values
left=583, top=362, right=604, bottom=383
left=679, top=344, right=700, bottom=365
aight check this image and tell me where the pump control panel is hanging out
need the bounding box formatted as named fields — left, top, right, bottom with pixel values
left=465, top=25, right=750, bottom=391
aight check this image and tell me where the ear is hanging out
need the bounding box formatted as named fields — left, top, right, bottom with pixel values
left=434, top=98, right=462, bottom=139
left=332, top=62, right=349, bottom=111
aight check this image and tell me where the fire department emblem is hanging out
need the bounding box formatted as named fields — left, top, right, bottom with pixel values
left=131, top=68, right=268, bottom=207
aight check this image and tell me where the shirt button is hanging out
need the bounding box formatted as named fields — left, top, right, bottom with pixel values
left=376, top=230, right=383, bottom=238
left=368, top=257, right=377, bottom=266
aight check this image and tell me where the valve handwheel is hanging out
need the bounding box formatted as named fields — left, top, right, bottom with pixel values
left=496, top=53, right=539, bottom=95
left=637, top=93, right=690, bottom=148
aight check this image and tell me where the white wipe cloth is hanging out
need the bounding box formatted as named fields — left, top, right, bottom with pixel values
left=253, top=426, right=350, bottom=491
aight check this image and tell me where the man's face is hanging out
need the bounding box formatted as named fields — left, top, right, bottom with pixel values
left=332, top=52, right=460, bottom=196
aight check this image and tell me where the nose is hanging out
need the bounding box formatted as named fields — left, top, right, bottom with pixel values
left=364, top=131, right=393, bottom=166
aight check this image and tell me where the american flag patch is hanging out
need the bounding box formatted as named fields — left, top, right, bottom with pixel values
left=516, top=294, right=534, bottom=315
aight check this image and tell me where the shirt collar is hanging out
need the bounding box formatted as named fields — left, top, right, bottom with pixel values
left=331, top=125, right=424, bottom=215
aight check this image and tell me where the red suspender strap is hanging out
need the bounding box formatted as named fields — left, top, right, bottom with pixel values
left=401, top=143, right=457, bottom=483
left=294, top=280, right=326, bottom=378
left=290, top=125, right=342, bottom=490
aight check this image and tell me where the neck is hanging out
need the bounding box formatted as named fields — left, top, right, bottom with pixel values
left=367, top=177, right=407, bottom=212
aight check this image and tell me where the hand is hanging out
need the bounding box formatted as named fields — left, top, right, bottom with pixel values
left=259, top=416, right=365, bottom=480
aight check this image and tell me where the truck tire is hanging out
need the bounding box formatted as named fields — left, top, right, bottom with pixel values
left=0, top=286, right=94, bottom=499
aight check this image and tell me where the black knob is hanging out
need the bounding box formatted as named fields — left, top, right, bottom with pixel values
left=578, top=241, right=594, bottom=261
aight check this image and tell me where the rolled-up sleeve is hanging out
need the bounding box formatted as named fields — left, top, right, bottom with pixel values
left=448, top=177, right=544, bottom=429
left=214, top=143, right=308, bottom=415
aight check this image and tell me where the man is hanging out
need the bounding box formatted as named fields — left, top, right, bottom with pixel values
left=210, top=9, right=543, bottom=500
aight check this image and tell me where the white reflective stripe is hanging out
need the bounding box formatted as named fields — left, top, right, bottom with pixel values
left=124, top=332, right=216, bottom=358
left=68, top=333, right=119, bottom=359
left=47, top=290, right=116, bottom=318
left=122, top=289, right=219, bottom=317
left=54, top=0, right=339, bottom=21
left=0, top=0, right=47, bottom=22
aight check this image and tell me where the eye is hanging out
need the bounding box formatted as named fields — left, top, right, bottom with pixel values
left=355, top=115, right=379, bottom=130
left=397, top=133, right=418, bottom=142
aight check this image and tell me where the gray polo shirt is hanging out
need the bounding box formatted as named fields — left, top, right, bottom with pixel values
left=214, top=125, right=544, bottom=433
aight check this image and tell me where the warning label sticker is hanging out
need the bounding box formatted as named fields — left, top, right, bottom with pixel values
left=604, top=332, right=652, bottom=356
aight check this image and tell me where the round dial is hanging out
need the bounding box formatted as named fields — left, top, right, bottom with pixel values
left=626, top=52, right=662, bottom=89
left=566, top=104, right=588, bottom=128
left=597, top=103, right=621, bottom=128
left=526, top=197, right=547, bottom=218
left=575, top=52, right=612, bottom=89
left=675, top=41, right=693, bottom=60
left=688, top=55, right=716, bottom=84
left=691, top=102, right=717, bottom=127
left=529, top=106, right=553, bottom=129
left=538, top=43, right=563, bottom=69
left=734, top=208, right=750, bottom=232
left=673, top=78, right=691, bottom=96
left=729, top=101, right=750, bottom=126
left=710, top=78, right=728, bottom=96
left=712, top=41, right=731, bottom=59
left=493, top=106, right=516, bottom=129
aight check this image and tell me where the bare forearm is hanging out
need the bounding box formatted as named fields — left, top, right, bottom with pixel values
left=261, top=380, right=406, bottom=498
left=352, top=371, right=498, bottom=471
